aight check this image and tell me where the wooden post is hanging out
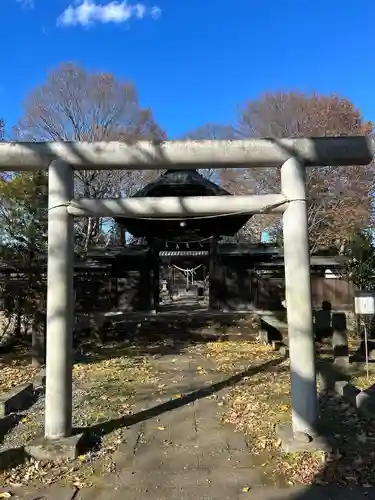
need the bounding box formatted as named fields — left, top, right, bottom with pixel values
left=209, top=237, right=218, bottom=310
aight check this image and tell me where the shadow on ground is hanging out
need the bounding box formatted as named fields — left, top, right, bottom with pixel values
left=0, top=414, right=23, bottom=446
left=74, top=312, right=260, bottom=364
left=0, top=414, right=30, bottom=472
left=76, top=356, right=284, bottom=453
left=0, top=312, right=260, bottom=368
left=76, top=337, right=375, bottom=496
left=240, top=358, right=375, bottom=499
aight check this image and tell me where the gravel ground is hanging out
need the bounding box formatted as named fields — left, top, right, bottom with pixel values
left=0, top=340, right=160, bottom=488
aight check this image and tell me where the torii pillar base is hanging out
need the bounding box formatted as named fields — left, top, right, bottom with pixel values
left=25, top=433, right=84, bottom=461
left=275, top=424, right=331, bottom=453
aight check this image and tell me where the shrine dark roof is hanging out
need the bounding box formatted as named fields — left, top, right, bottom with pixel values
left=115, top=169, right=251, bottom=241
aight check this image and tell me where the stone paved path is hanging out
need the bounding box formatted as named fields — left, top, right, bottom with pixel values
left=12, top=343, right=262, bottom=499
left=12, top=342, right=375, bottom=499
left=104, top=345, right=265, bottom=499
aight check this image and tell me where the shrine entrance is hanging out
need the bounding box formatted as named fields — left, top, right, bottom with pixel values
left=116, top=169, right=250, bottom=314
left=158, top=247, right=210, bottom=311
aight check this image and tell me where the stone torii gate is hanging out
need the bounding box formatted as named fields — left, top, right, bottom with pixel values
left=0, top=137, right=372, bottom=456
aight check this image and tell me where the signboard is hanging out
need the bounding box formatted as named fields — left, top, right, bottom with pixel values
left=354, top=291, right=375, bottom=315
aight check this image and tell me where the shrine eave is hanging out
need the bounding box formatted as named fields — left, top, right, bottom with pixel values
left=115, top=169, right=251, bottom=239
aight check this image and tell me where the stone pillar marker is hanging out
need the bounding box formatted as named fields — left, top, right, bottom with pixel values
left=332, top=312, right=349, bottom=367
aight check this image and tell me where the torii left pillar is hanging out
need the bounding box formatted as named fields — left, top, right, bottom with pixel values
left=26, top=160, right=82, bottom=460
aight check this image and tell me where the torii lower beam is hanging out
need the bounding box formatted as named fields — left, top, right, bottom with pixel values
left=67, top=194, right=287, bottom=218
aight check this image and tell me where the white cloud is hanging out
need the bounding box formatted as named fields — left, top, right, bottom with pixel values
left=16, top=0, right=34, bottom=8
left=57, top=1, right=161, bottom=27
left=150, top=5, right=161, bottom=19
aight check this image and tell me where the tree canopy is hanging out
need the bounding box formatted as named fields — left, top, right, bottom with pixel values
left=338, top=229, right=375, bottom=292
left=185, top=92, right=374, bottom=250
left=14, top=62, right=166, bottom=250
left=2, top=78, right=374, bottom=253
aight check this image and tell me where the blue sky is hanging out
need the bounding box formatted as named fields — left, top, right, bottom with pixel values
left=1, top=0, right=374, bottom=138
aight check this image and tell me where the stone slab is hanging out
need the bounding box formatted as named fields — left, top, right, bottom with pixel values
left=334, top=380, right=360, bottom=406
left=132, top=444, right=200, bottom=471
left=356, top=390, right=375, bottom=418
left=0, top=383, right=35, bottom=417
left=209, top=467, right=264, bottom=488
left=0, top=413, right=21, bottom=435
left=333, top=355, right=350, bottom=368
left=76, top=486, right=233, bottom=500
left=32, top=368, right=46, bottom=391
left=271, top=340, right=283, bottom=351
left=24, top=433, right=84, bottom=461
left=275, top=424, right=332, bottom=453
left=279, top=346, right=289, bottom=358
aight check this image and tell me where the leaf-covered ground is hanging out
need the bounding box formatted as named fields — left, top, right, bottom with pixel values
left=0, top=350, right=39, bottom=394
left=0, top=313, right=259, bottom=490
left=2, top=315, right=375, bottom=491
left=0, top=340, right=161, bottom=489
left=207, top=339, right=375, bottom=487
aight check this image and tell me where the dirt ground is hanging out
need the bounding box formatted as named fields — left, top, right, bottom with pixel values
left=1, top=314, right=375, bottom=491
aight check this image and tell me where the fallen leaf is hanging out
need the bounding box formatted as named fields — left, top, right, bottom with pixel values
left=242, top=486, right=251, bottom=492
left=0, top=493, right=12, bottom=498
left=157, top=426, right=165, bottom=431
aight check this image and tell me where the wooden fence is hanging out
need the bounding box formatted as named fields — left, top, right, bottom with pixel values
left=0, top=263, right=356, bottom=316
left=255, top=274, right=354, bottom=310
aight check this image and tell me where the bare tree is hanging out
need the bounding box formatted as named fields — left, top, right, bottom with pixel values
left=14, top=62, right=166, bottom=250
left=212, top=92, right=373, bottom=249
left=182, top=123, right=274, bottom=242
left=182, top=123, right=238, bottom=180
left=237, top=92, right=374, bottom=251
left=185, top=94, right=374, bottom=248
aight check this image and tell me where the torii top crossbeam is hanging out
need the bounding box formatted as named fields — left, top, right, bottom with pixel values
left=0, top=136, right=373, bottom=170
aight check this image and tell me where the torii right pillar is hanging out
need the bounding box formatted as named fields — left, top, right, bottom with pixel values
left=276, top=157, right=328, bottom=452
